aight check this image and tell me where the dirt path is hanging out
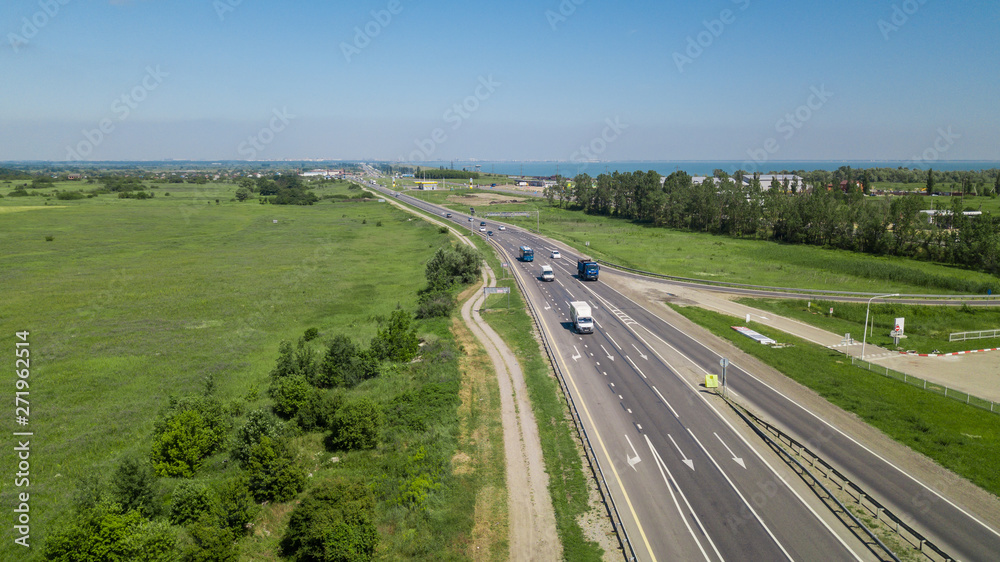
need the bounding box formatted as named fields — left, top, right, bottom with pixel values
left=461, top=264, right=561, bottom=561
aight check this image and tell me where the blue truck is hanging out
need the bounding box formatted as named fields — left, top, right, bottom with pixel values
left=577, top=258, right=599, bottom=281
left=519, top=246, right=534, bottom=262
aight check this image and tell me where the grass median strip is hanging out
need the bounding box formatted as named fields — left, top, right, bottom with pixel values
left=669, top=304, right=1000, bottom=498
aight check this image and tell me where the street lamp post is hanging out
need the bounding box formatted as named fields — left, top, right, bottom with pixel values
left=861, top=293, right=899, bottom=360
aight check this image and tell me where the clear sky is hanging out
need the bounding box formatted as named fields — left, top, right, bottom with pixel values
left=2, top=0, right=998, bottom=162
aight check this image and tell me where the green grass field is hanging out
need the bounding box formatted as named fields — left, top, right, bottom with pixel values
left=405, top=189, right=1000, bottom=295
left=0, top=181, right=488, bottom=559
left=669, top=305, right=1000, bottom=499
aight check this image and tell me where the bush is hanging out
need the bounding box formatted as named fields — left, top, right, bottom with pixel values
left=296, top=388, right=341, bottom=431
left=303, top=327, right=320, bottom=341
left=150, top=396, right=230, bottom=478
left=110, top=455, right=160, bottom=518
left=270, top=374, right=312, bottom=419
left=169, top=481, right=213, bottom=525
left=415, top=289, right=454, bottom=319
left=329, top=397, right=382, bottom=451
left=315, top=335, right=365, bottom=388
left=280, top=479, right=379, bottom=562
left=245, top=436, right=306, bottom=503
left=179, top=517, right=238, bottom=562
left=231, top=409, right=283, bottom=466
left=210, top=476, right=259, bottom=537
left=368, top=309, right=419, bottom=363
left=42, top=500, right=177, bottom=562
left=55, top=190, right=86, bottom=200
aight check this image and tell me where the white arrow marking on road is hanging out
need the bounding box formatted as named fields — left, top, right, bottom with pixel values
left=600, top=345, right=615, bottom=362
left=625, top=435, right=642, bottom=470
left=714, top=432, right=747, bottom=469
left=668, top=434, right=695, bottom=471
left=571, top=346, right=582, bottom=362
left=631, top=343, right=648, bottom=360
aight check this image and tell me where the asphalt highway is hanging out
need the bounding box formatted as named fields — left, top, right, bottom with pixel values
left=367, top=180, right=1000, bottom=561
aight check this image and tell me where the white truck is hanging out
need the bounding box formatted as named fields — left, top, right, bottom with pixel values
left=540, top=265, right=554, bottom=282
left=570, top=301, right=593, bottom=334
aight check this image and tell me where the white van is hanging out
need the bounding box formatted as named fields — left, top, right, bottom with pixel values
left=540, top=265, right=554, bottom=281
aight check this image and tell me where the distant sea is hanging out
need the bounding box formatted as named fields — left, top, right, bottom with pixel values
left=417, top=160, right=1000, bottom=177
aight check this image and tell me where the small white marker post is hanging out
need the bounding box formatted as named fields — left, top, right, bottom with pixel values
left=720, top=357, right=729, bottom=399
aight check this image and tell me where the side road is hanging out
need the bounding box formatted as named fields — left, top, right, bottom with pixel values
left=627, top=273, right=1000, bottom=404
left=373, top=189, right=561, bottom=560
left=462, top=263, right=561, bottom=561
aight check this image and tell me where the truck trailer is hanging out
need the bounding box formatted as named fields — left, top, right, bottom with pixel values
left=570, top=301, right=594, bottom=334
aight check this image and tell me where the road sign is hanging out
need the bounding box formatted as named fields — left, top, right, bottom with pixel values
left=501, top=263, right=508, bottom=268
left=720, top=358, right=729, bottom=368
left=484, top=287, right=510, bottom=295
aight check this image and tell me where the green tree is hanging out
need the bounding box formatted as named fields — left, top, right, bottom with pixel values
left=245, top=436, right=306, bottom=503
left=169, top=481, right=213, bottom=526
left=150, top=408, right=225, bottom=478
left=231, top=408, right=284, bottom=465
left=369, top=309, right=419, bottom=363
left=329, top=397, right=382, bottom=451
left=269, top=374, right=312, bottom=419
left=110, top=455, right=160, bottom=518
left=926, top=167, right=935, bottom=194
left=235, top=186, right=252, bottom=202
left=210, top=476, right=259, bottom=537
left=280, top=479, right=379, bottom=562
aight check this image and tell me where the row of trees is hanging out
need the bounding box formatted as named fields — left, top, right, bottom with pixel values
left=547, top=170, right=1000, bottom=276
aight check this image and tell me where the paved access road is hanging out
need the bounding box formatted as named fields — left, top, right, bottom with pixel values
left=368, top=182, right=1000, bottom=561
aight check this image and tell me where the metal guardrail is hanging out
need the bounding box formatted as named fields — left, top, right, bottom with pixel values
left=487, top=238, right=637, bottom=561
left=735, top=403, right=956, bottom=562
left=949, top=328, right=1000, bottom=341
left=850, top=356, right=998, bottom=415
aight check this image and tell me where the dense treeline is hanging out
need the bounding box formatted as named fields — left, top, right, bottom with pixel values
left=551, top=170, right=1000, bottom=278
left=415, top=169, right=481, bottom=180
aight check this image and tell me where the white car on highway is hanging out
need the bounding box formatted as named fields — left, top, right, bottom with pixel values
left=551, top=250, right=561, bottom=259
left=498, top=225, right=506, bottom=231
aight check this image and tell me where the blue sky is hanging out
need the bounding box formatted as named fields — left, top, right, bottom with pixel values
left=2, top=0, right=998, bottom=162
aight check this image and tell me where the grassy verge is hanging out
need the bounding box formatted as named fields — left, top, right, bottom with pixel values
left=402, top=189, right=1000, bottom=295
left=668, top=305, right=1000, bottom=498
left=471, top=236, right=605, bottom=561
left=736, top=298, right=1000, bottom=354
